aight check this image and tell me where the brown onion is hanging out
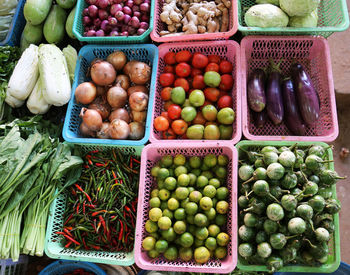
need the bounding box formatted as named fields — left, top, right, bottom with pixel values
left=115, top=74, right=130, bottom=90
left=128, top=122, right=145, bottom=140
left=129, top=91, right=148, bottom=111
left=108, top=119, right=130, bottom=139
left=107, top=84, right=127, bottom=108
left=90, top=60, right=116, bottom=86
left=96, top=122, right=110, bottom=139
left=88, top=96, right=111, bottom=120
left=107, top=51, right=127, bottom=71
left=80, top=122, right=96, bottom=137
left=127, top=85, right=148, bottom=97
left=96, top=85, right=107, bottom=96
left=124, top=61, right=151, bottom=85
left=75, top=82, right=97, bottom=104
left=80, top=107, right=103, bottom=131
left=109, top=108, right=130, bottom=123
left=131, top=110, right=147, bottom=122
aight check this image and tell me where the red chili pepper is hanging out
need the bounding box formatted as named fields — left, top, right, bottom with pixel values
left=133, top=158, right=140, bottom=164
left=71, top=187, right=77, bottom=196
left=64, top=214, right=74, bottom=226
left=90, top=244, right=101, bottom=250
left=83, top=202, right=86, bottom=214
left=82, top=238, right=88, bottom=250
left=90, top=150, right=99, bottom=154
left=118, top=220, right=124, bottom=241
left=64, top=234, right=80, bottom=245
left=95, top=163, right=104, bottom=167
left=91, top=210, right=107, bottom=217
left=130, top=157, right=133, bottom=168
left=64, top=228, right=73, bottom=237
left=111, top=170, right=118, bottom=184
left=76, top=203, right=80, bottom=214
left=65, top=241, right=73, bottom=248
left=87, top=204, right=96, bottom=209
left=124, top=206, right=131, bottom=212
left=90, top=222, right=97, bottom=233
left=125, top=232, right=130, bottom=244
left=99, top=215, right=107, bottom=235
left=56, top=231, right=65, bottom=235
left=75, top=184, right=92, bottom=202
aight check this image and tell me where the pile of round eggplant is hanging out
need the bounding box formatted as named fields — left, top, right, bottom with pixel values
left=247, top=61, right=320, bottom=135
left=237, top=144, right=345, bottom=272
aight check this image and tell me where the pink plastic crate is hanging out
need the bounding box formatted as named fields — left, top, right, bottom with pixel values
left=241, top=36, right=339, bottom=142
left=150, top=0, right=238, bottom=42
left=134, top=143, right=238, bottom=273
left=149, top=40, right=242, bottom=144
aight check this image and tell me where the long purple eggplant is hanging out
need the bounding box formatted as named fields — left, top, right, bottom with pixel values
left=252, top=109, right=267, bottom=128
left=282, top=78, right=306, bottom=136
left=247, top=69, right=266, bottom=112
left=291, top=63, right=320, bottom=126
left=266, top=64, right=284, bottom=125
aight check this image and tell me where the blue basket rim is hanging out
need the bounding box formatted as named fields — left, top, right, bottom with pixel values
left=38, top=260, right=106, bottom=275
left=62, top=44, right=158, bottom=146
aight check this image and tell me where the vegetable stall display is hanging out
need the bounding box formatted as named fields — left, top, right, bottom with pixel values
left=76, top=50, right=151, bottom=140
left=237, top=143, right=344, bottom=272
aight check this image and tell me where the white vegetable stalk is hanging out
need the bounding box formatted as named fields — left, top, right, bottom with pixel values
left=39, top=44, right=71, bottom=106
left=7, top=44, right=39, bottom=100
left=5, top=89, right=25, bottom=108
left=26, top=77, right=51, bottom=114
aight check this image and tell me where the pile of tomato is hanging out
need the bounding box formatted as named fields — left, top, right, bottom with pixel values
left=153, top=50, right=235, bottom=140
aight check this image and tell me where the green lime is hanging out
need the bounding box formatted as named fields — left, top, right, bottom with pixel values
left=161, top=155, right=173, bottom=167
left=216, top=201, right=229, bottom=214
left=180, top=232, right=194, bottom=248
left=188, top=224, right=196, bottom=235
left=175, top=187, right=189, bottom=200
left=204, top=208, right=216, bottom=220
left=158, top=216, right=172, bottom=230
left=192, top=169, right=201, bottom=177
left=168, top=168, right=174, bottom=177
left=149, top=208, right=162, bottom=222
left=189, top=190, right=203, bottom=203
left=164, top=177, right=177, bottom=191
left=175, top=166, right=188, bottom=177
left=174, top=208, right=186, bottom=220
left=160, top=201, right=168, bottom=210
left=145, top=220, right=158, bottom=233
left=148, top=249, right=159, bottom=258
left=151, top=189, right=159, bottom=198
left=162, top=209, right=174, bottom=219
left=159, top=189, right=171, bottom=201
left=208, top=224, right=221, bottom=237
left=157, top=180, right=165, bottom=189
left=178, top=174, right=190, bottom=187
left=209, top=178, right=221, bottom=188
left=216, top=187, right=229, bottom=200
left=174, top=154, right=186, bottom=166
left=186, top=215, right=195, bottom=224
left=218, top=155, right=229, bottom=166
left=217, top=232, right=230, bottom=246
left=149, top=197, right=161, bottom=208
left=180, top=198, right=189, bottom=208
left=201, top=162, right=210, bottom=171
left=215, top=246, right=227, bottom=259
left=170, top=191, right=177, bottom=199
left=194, top=238, right=205, bottom=247
left=194, top=246, right=210, bottom=264
left=189, top=156, right=202, bottom=168
left=195, top=227, right=209, bottom=240
left=212, top=197, right=218, bottom=207
left=205, top=237, right=217, bottom=251
left=194, top=213, right=208, bottom=227
left=204, top=154, right=217, bottom=168
left=216, top=214, right=227, bottom=226
left=151, top=166, right=160, bottom=177
left=149, top=232, right=159, bottom=239
left=201, top=171, right=214, bottom=180
left=155, top=239, right=168, bottom=253
left=164, top=245, right=178, bottom=261
left=188, top=187, right=195, bottom=193
left=158, top=168, right=170, bottom=180
left=196, top=175, right=209, bottom=188
left=200, top=197, right=213, bottom=211
left=161, top=227, right=176, bottom=242
left=203, top=185, right=217, bottom=198
left=188, top=173, right=197, bottom=186
left=174, top=221, right=187, bottom=234
left=168, top=198, right=180, bottom=211
left=185, top=202, right=198, bottom=215
left=179, top=247, right=193, bottom=261
left=215, top=166, right=227, bottom=179
left=142, top=236, right=156, bottom=251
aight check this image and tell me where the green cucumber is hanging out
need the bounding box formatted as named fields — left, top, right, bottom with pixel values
left=20, top=34, right=31, bottom=53
left=57, top=0, right=77, bottom=9
left=65, top=6, right=76, bottom=39
left=24, top=0, right=52, bottom=25
left=43, top=5, right=67, bottom=44
left=23, top=22, right=43, bottom=44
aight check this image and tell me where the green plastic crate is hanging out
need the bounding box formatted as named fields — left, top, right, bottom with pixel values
left=72, top=0, right=155, bottom=44
left=44, top=145, right=144, bottom=266
left=235, top=140, right=341, bottom=273
left=238, top=0, right=349, bottom=37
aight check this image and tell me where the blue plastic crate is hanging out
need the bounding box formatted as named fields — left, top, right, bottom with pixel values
left=0, top=256, right=28, bottom=275
left=63, top=44, right=158, bottom=146
left=0, top=0, right=26, bottom=46
left=39, top=260, right=106, bottom=275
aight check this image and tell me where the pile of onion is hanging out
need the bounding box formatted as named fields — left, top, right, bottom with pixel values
left=76, top=51, right=150, bottom=140
left=83, top=0, right=151, bottom=37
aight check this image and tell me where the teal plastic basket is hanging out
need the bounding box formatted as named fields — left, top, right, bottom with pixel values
left=238, top=0, right=349, bottom=37
left=72, top=0, right=155, bottom=44
left=44, top=144, right=144, bottom=266
left=62, top=44, right=158, bottom=146
left=235, top=141, right=341, bottom=273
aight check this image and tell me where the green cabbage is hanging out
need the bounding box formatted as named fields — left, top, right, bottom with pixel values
left=245, top=4, right=289, bottom=28
left=62, top=45, right=77, bottom=83
left=289, top=10, right=318, bottom=27
left=256, top=0, right=279, bottom=6
left=280, top=0, right=320, bottom=17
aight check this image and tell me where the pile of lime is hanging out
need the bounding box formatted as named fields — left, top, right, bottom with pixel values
left=142, top=153, right=231, bottom=264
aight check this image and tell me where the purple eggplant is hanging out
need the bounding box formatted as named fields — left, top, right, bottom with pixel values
left=282, top=78, right=307, bottom=136
left=266, top=64, right=284, bottom=125
left=291, top=63, right=320, bottom=126
left=252, top=109, right=267, bottom=128
left=247, top=69, right=266, bottom=112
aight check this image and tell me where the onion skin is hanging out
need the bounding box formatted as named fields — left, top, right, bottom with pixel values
left=107, top=84, right=128, bottom=108
left=127, top=85, right=148, bottom=96
left=75, top=82, right=97, bottom=104
left=96, top=85, right=106, bottom=96
left=129, top=91, right=148, bottom=111
left=90, top=60, right=116, bottom=86
left=107, top=51, right=127, bottom=71
left=80, top=122, right=96, bottom=137
left=109, top=108, right=130, bottom=123
left=115, top=74, right=130, bottom=90
left=88, top=96, right=111, bottom=120
left=80, top=108, right=103, bottom=132
left=128, top=122, right=145, bottom=140
left=131, top=110, right=147, bottom=122
left=123, top=61, right=151, bottom=84
left=96, top=122, right=110, bottom=139
left=108, top=119, right=130, bottom=139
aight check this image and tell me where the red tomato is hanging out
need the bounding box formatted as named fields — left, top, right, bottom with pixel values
left=219, top=90, right=229, bottom=98
left=161, top=111, right=172, bottom=124
left=219, top=74, right=234, bottom=91
left=192, top=75, right=206, bottom=89
left=176, top=62, right=191, bottom=77
left=162, top=128, right=177, bottom=139
left=200, top=100, right=212, bottom=110
left=192, top=53, right=209, bottom=69
left=192, top=112, right=207, bottom=125
left=191, top=68, right=203, bottom=78
left=175, top=50, right=192, bottom=63
left=204, top=87, right=220, bottom=102
left=171, top=119, right=188, bottom=135
left=161, top=87, right=172, bottom=101
left=164, top=100, right=174, bottom=111
left=174, top=78, right=190, bottom=92
left=154, top=116, right=169, bottom=131
left=217, top=95, right=233, bottom=109
left=205, top=63, right=220, bottom=73
left=168, top=104, right=182, bottom=120
left=208, top=54, right=221, bottom=64
left=188, top=88, right=196, bottom=94
left=164, top=65, right=175, bottom=74
left=179, top=133, right=188, bottom=139
left=219, top=60, right=233, bottom=74
left=164, top=52, right=176, bottom=65
left=159, top=73, right=175, bottom=87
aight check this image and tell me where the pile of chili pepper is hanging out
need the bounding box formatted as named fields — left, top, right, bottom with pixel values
left=57, top=149, right=140, bottom=252
left=64, top=269, right=95, bottom=275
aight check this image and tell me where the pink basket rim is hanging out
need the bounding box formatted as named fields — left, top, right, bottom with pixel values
left=150, top=0, right=238, bottom=42
left=134, top=142, right=238, bottom=274
left=149, top=40, right=242, bottom=144
left=240, top=36, right=339, bottom=142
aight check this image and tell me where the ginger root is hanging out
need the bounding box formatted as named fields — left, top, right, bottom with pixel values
left=160, top=0, right=183, bottom=32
